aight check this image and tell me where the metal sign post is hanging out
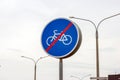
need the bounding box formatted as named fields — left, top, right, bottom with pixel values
left=59, top=59, right=63, bottom=80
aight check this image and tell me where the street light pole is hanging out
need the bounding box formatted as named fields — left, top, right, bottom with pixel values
left=69, top=13, right=120, bottom=80
left=21, top=55, right=49, bottom=80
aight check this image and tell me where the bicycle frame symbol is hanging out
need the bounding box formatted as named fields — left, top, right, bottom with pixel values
left=46, top=30, right=72, bottom=46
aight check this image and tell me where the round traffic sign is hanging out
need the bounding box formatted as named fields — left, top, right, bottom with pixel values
left=41, top=18, right=82, bottom=59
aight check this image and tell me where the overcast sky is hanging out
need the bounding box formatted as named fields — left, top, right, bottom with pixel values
left=0, top=0, right=120, bottom=80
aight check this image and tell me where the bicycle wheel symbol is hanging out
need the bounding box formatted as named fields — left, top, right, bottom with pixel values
left=46, top=36, right=54, bottom=46
left=62, top=35, right=72, bottom=45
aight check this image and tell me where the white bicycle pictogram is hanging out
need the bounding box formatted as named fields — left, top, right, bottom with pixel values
left=46, top=30, right=72, bottom=46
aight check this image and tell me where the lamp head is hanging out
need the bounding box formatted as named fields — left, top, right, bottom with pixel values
left=69, top=16, right=75, bottom=18
left=21, top=56, right=25, bottom=58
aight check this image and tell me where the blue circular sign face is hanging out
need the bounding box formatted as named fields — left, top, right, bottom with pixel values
left=41, top=18, right=82, bottom=59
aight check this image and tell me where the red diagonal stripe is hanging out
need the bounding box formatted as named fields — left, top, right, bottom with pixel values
left=46, top=22, right=73, bottom=52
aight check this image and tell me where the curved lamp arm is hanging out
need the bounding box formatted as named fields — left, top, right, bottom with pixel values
left=69, top=16, right=97, bottom=30
left=21, top=56, right=36, bottom=64
left=70, top=13, right=120, bottom=31
left=97, top=13, right=120, bottom=29
left=35, top=55, right=49, bottom=64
